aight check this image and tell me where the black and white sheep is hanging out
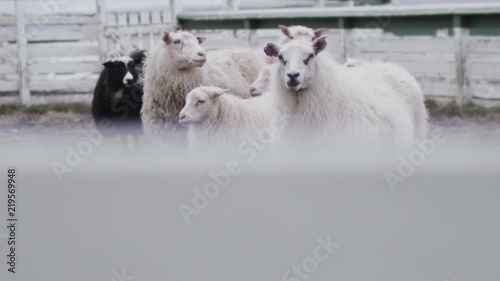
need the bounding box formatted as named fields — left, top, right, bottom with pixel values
left=92, top=50, right=146, bottom=150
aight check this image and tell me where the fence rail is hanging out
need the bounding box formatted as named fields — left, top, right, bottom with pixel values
left=0, top=0, right=177, bottom=104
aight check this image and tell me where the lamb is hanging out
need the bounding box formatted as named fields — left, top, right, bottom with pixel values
left=249, top=64, right=277, bottom=97
left=141, top=30, right=266, bottom=145
left=178, top=86, right=274, bottom=155
left=264, top=37, right=419, bottom=148
left=92, top=50, right=146, bottom=150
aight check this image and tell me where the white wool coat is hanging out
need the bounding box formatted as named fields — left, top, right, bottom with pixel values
left=141, top=43, right=266, bottom=142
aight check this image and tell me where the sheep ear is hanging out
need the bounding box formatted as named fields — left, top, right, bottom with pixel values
left=213, top=89, right=230, bottom=97
left=279, top=25, right=290, bottom=37
left=314, top=28, right=328, bottom=39
left=132, top=57, right=142, bottom=65
left=264, top=42, right=280, bottom=57
left=130, top=49, right=146, bottom=64
left=313, top=35, right=328, bottom=55
left=162, top=31, right=171, bottom=44
left=197, top=37, right=207, bottom=44
left=103, top=61, right=114, bottom=68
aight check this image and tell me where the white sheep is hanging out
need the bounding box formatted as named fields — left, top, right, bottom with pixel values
left=265, top=25, right=328, bottom=65
left=249, top=59, right=366, bottom=99
left=251, top=60, right=368, bottom=98
left=345, top=58, right=365, bottom=68
left=178, top=86, right=274, bottom=155
left=348, top=61, right=429, bottom=140
left=280, top=26, right=426, bottom=139
left=141, top=30, right=266, bottom=144
left=260, top=26, right=335, bottom=96
left=264, top=37, right=420, bottom=148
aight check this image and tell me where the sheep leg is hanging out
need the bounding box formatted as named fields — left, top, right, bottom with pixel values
left=131, top=133, right=141, bottom=152
left=120, top=134, right=130, bottom=153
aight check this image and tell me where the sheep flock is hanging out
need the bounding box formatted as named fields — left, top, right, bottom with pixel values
left=92, top=25, right=428, bottom=155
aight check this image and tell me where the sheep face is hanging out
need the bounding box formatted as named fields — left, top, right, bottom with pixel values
left=162, top=31, right=207, bottom=70
left=279, top=25, right=327, bottom=44
left=179, top=86, right=229, bottom=126
left=264, top=36, right=328, bottom=92
left=250, top=64, right=276, bottom=97
left=102, top=56, right=138, bottom=88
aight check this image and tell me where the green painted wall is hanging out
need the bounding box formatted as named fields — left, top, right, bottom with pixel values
left=355, top=0, right=390, bottom=5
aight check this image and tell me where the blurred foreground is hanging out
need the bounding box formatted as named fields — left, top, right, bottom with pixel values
left=1, top=104, right=500, bottom=281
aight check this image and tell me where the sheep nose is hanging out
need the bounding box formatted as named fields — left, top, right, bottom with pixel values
left=250, top=87, right=256, bottom=93
left=198, top=52, right=205, bottom=57
left=126, top=78, right=133, bottom=83
left=179, top=114, right=186, bottom=120
left=287, top=72, right=300, bottom=79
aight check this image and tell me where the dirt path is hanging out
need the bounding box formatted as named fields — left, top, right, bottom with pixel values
left=1, top=111, right=499, bottom=145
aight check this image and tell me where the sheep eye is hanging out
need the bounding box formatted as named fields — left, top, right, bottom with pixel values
left=289, top=36, right=294, bottom=40
left=197, top=100, right=205, bottom=105
left=278, top=55, right=287, bottom=65
left=174, top=39, right=181, bottom=44
left=304, top=54, right=314, bottom=65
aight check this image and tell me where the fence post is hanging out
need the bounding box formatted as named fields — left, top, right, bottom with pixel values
left=453, top=15, right=469, bottom=109
left=170, top=0, right=180, bottom=26
left=315, top=0, right=325, bottom=7
left=96, top=0, right=108, bottom=64
left=15, top=0, right=29, bottom=105
left=339, top=18, right=350, bottom=64
left=227, top=0, right=239, bottom=10
left=340, top=0, right=354, bottom=6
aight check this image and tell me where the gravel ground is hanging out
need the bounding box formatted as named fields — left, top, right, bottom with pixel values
left=1, top=111, right=500, bottom=145
left=0, top=112, right=97, bottom=144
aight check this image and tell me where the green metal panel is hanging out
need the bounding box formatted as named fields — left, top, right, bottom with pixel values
left=382, top=16, right=453, bottom=36
left=180, top=19, right=246, bottom=30
left=355, top=0, right=390, bottom=5
left=468, top=15, right=500, bottom=36
left=251, top=18, right=341, bottom=29
left=178, top=4, right=500, bottom=36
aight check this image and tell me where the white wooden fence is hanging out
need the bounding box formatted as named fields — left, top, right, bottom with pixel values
left=0, top=0, right=177, bottom=104
left=344, top=31, right=500, bottom=106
